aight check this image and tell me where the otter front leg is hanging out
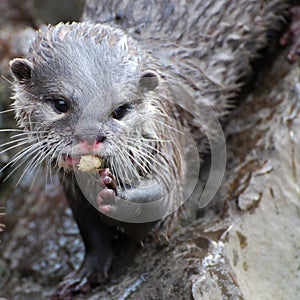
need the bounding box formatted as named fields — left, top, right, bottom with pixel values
left=97, top=169, right=161, bottom=240
left=53, top=183, right=117, bottom=299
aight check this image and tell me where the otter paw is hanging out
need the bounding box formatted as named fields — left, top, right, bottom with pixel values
left=97, top=169, right=119, bottom=213
left=51, top=254, right=112, bottom=300
left=51, top=276, right=91, bottom=300
left=96, top=188, right=117, bottom=213
left=280, top=6, right=300, bottom=62
left=99, top=168, right=116, bottom=191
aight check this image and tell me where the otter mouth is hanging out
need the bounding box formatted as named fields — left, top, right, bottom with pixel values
left=58, top=154, right=107, bottom=172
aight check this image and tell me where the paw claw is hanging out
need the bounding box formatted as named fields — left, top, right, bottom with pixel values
left=97, top=188, right=116, bottom=213
left=280, top=5, right=300, bottom=63
left=98, top=204, right=112, bottom=213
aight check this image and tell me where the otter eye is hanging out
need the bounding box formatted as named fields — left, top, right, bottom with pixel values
left=54, top=99, right=68, bottom=113
left=48, top=99, right=68, bottom=113
left=112, top=102, right=133, bottom=120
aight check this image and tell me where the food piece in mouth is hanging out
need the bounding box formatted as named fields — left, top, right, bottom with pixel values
left=58, top=155, right=80, bottom=171
left=78, top=155, right=102, bottom=172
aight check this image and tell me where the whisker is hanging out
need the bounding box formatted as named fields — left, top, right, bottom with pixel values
left=116, top=150, right=140, bottom=185
left=107, top=155, right=121, bottom=188
left=127, top=147, right=155, bottom=172
left=0, top=139, right=32, bottom=155
left=26, top=144, right=57, bottom=187
left=0, top=129, right=49, bottom=137
left=108, top=144, right=133, bottom=188
left=0, top=108, right=19, bottom=114
left=3, top=145, right=44, bottom=181
left=0, top=129, right=29, bottom=133
left=5, top=137, right=61, bottom=184
left=7, top=141, right=45, bottom=168
left=0, top=137, right=33, bottom=149
left=46, top=140, right=64, bottom=184
left=7, top=132, right=40, bottom=140
left=1, top=75, right=14, bottom=86
left=150, top=119, right=183, bottom=135
left=139, top=137, right=172, bottom=143
left=127, top=138, right=167, bottom=156
left=30, top=162, right=43, bottom=190
left=16, top=147, right=46, bottom=185
left=0, top=104, right=37, bottom=115
left=127, top=152, right=150, bottom=176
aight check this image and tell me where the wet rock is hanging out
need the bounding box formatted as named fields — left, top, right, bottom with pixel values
left=221, top=50, right=300, bottom=300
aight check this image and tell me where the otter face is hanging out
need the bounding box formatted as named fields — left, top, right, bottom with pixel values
left=9, top=23, right=167, bottom=183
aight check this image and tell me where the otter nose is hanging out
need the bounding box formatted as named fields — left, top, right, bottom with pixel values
left=75, top=133, right=106, bottom=145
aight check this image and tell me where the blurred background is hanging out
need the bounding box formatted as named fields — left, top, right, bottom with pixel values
left=0, top=0, right=84, bottom=27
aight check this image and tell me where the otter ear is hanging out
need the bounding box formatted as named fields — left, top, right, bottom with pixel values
left=139, top=71, right=159, bottom=91
left=10, top=58, right=33, bottom=82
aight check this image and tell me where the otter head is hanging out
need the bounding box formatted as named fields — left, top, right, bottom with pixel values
left=10, top=22, right=179, bottom=186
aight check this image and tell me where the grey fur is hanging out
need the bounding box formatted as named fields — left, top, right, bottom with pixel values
left=10, top=22, right=183, bottom=214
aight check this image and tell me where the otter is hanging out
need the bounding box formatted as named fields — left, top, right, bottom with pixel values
left=7, top=0, right=289, bottom=297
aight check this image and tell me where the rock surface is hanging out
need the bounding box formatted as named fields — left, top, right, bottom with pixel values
left=221, top=50, right=300, bottom=300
